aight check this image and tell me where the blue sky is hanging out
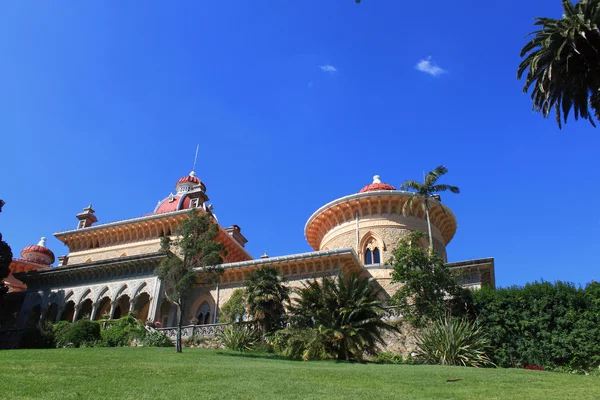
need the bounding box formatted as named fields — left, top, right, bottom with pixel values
left=0, top=1, right=598, bottom=288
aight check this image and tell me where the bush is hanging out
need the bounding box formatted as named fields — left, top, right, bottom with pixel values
left=415, top=317, right=495, bottom=368
left=473, top=281, right=600, bottom=373
left=19, top=321, right=55, bottom=349
left=219, top=289, right=247, bottom=323
left=219, top=325, right=260, bottom=351
left=142, top=331, right=172, bottom=347
left=100, top=316, right=145, bottom=347
left=376, top=351, right=404, bottom=364
left=55, top=319, right=101, bottom=348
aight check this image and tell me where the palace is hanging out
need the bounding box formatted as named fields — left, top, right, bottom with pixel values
left=3, top=171, right=495, bottom=334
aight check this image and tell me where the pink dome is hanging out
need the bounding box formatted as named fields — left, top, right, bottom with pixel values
left=20, top=238, right=55, bottom=265
left=359, top=175, right=396, bottom=193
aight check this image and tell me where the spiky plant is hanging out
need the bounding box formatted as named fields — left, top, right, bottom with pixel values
left=415, top=317, right=495, bottom=368
left=280, top=271, right=396, bottom=361
left=401, top=166, right=459, bottom=256
left=518, top=0, right=600, bottom=128
left=245, top=266, right=289, bottom=336
left=219, top=325, right=261, bottom=352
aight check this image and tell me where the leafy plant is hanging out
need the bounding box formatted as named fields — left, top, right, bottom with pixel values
left=100, top=316, right=146, bottom=347
left=245, top=267, right=289, bottom=336
left=276, top=271, right=395, bottom=361
left=415, top=317, right=495, bottom=368
left=142, top=331, right=173, bottom=347
left=390, top=231, right=471, bottom=327
left=219, top=325, right=260, bottom=352
left=55, top=319, right=101, bottom=348
left=219, top=289, right=247, bottom=323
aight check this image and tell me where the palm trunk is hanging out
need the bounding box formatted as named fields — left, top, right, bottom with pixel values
left=176, top=302, right=183, bottom=353
left=425, top=198, right=434, bottom=257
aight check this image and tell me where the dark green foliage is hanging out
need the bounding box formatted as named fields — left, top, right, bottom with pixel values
left=101, top=316, right=146, bottom=347
left=390, top=231, right=471, bottom=327
left=219, top=288, right=246, bottom=323
left=55, top=319, right=101, bottom=348
left=19, top=321, right=56, bottom=349
left=219, top=325, right=260, bottom=351
left=274, top=271, right=395, bottom=361
left=142, top=331, right=173, bottom=347
left=473, top=281, right=600, bottom=373
left=155, top=209, right=226, bottom=352
left=415, top=317, right=495, bottom=368
left=518, top=0, right=600, bottom=128
left=245, top=266, right=289, bottom=335
left=376, top=351, right=405, bottom=364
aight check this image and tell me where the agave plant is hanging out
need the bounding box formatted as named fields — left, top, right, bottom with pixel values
left=219, top=325, right=260, bottom=352
left=415, top=317, right=495, bottom=368
left=518, top=0, right=600, bottom=128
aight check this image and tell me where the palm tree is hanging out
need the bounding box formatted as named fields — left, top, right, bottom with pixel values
left=518, top=0, right=600, bottom=128
left=401, top=166, right=460, bottom=256
left=245, top=266, right=289, bottom=336
left=284, top=271, right=395, bottom=361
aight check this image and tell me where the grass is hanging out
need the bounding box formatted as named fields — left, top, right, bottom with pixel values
left=0, top=348, right=598, bottom=400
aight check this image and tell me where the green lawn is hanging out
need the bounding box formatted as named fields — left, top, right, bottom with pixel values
left=0, top=348, right=598, bottom=400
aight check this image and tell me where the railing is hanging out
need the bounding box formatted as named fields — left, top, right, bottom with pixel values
left=156, top=321, right=258, bottom=340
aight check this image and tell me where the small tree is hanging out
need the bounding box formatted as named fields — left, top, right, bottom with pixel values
left=219, top=288, right=247, bottom=324
left=390, top=231, right=470, bottom=327
left=245, top=266, right=289, bottom=336
left=155, top=209, right=225, bottom=353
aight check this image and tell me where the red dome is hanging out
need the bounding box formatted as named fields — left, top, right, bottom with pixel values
left=177, top=175, right=200, bottom=185
left=359, top=175, right=396, bottom=193
left=154, top=195, right=192, bottom=214
left=20, top=238, right=55, bottom=265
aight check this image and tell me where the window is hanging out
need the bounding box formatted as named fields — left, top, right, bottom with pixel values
left=373, top=248, right=380, bottom=264
left=365, top=249, right=373, bottom=264
left=363, top=237, right=381, bottom=265
left=190, top=198, right=199, bottom=208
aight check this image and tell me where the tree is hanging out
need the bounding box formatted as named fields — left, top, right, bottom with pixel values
left=219, top=288, right=247, bottom=323
left=0, top=200, right=12, bottom=305
left=401, top=166, right=460, bottom=256
left=518, top=0, right=600, bottom=128
left=155, top=209, right=225, bottom=353
left=390, top=231, right=470, bottom=327
left=277, top=271, right=395, bottom=361
left=245, top=266, right=289, bottom=336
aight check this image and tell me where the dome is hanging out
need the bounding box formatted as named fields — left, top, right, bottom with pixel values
left=154, top=194, right=192, bottom=214
left=20, top=237, right=55, bottom=266
left=175, top=171, right=206, bottom=194
left=359, top=175, right=396, bottom=193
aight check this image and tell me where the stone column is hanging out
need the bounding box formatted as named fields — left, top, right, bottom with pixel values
left=109, top=301, right=117, bottom=319
left=148, top=278, right=162, bottom=323
left=72, top=304, right=82, bottom=321
left=90, top=303, right=99, bottom=321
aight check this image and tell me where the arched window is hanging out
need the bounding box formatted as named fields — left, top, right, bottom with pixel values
left=373, top=248, right=380, bottom=264
left=197, top=302, right=211, bottom=325
left=365, top=249, right=373, bottom=264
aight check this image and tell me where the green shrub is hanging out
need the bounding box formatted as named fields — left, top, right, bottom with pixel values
left=415, top=317, right=495, bottom=368
left=219, top=325, right=260, bottom=351
left=100, top=316, right=145, bottom=347
left=142, top=331, right=172, bottom=347
left=55, top=319, right=101, bottom=348
left=19, top=321, right=55, bottom=349
left=473, top=281, right=600, bottom=373
left=376, top=351, right=404, bottom=364
left=219, top=289, right=247, bottom=323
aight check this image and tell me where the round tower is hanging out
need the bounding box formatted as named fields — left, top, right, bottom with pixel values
left=304, top=175, right=458, bottom=264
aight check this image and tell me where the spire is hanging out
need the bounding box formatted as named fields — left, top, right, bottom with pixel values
left=37, top=237, right=47, bottom=247
left=261, top=250, right=269, bottom=259
left=373, top=175, right=381, bottom=184
left=191, top=144, right=199, bottom=176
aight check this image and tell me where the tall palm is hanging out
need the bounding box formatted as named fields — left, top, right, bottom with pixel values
left=286, top=271, right=395, bottom=361
left=518, top=0, right=600, bottom=128
left=401, top=166, right=460, bottom=256
left=245, top=266, right=289, bottom=336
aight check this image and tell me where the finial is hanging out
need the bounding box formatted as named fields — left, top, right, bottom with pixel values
left=373, top=175, right=381, bottom=184
left=191, top=144, right=199, bottom=175
left=261, top=250, right=269, bottom=259
left=38, top=237, right=47, bottom=247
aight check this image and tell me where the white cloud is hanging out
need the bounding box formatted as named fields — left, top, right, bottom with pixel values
left=320, top=64, right=337, bottom=73
left=415, top=57, right=447, bottom=76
